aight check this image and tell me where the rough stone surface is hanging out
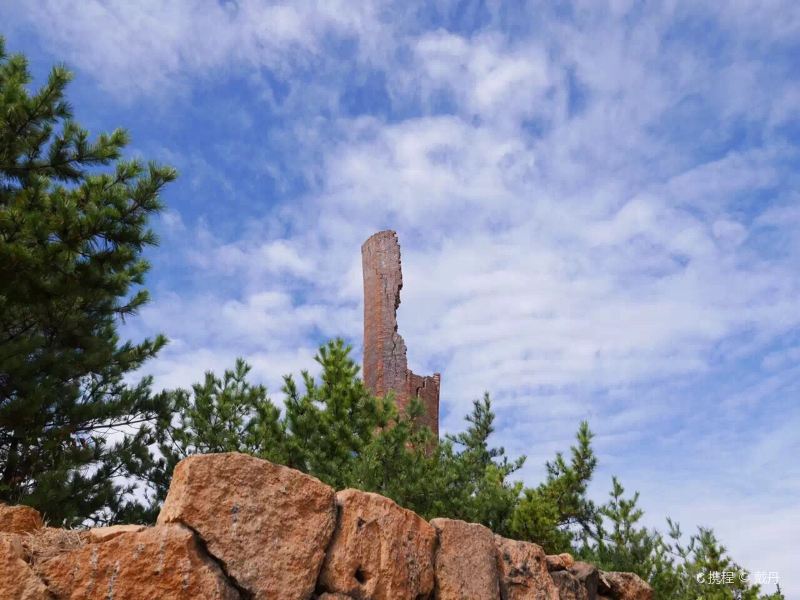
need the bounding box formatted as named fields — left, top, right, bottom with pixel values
left=0, top=460, right=653, bottom=600
left=599, top=571, right=653, bottom=600
left=36, top=524, right=238, bottom=599
left=362, top=230, right=440, bottom=436
left=158, top=452, right=336, bottom=600
left=0, top=503, right=44, bottom=533
left=551, top=570, right=589, bottom=600
left=545, top=552, right=575, bottom=572
left=318, top=488, right=437, bottom=600
left=84, top=524, right=145, bottom=543
left=0, top=534, right=52, bottom=599
left=569, top=562, right=599, bottom=598
left=494, top=535, right=559, bottom=600
left=431, top=518, right=500, bottom=600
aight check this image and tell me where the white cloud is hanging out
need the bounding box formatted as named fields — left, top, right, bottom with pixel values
left=8, top=0, right=386, bottom=99
left=410, top=31, right=550, bottom=126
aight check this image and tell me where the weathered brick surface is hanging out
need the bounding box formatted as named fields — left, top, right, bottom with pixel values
left=361, top=230, right=440, bottom=436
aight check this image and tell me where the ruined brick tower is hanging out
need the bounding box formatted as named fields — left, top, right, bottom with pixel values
left=362, top=231, right=440, bottom=437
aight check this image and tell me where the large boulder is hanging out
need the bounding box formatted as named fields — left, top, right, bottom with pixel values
left=551, top=562, right=599, bottom=600
left=0, top=503, right=43, bottom=533
left=318, top=489, right=437, bottom=600
left=494, top=535, right=559, bottom=600
left=36, top=525, right=238, bottom=599
left=0, top=534, right=52, bottom=600
left=158, top=453, right=336, bottom=600
left=569, top=562, right=599, bottom=599
left=545, top=553, right=575, bottom=572
left=551, top=571, right=586, bottom=600
left=598, top=572, right=653, bottom=600
left=430, top=518, right=500, bottom=600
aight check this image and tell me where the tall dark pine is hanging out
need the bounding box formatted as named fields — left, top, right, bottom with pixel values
left=0, top=38, right=176, bottom=525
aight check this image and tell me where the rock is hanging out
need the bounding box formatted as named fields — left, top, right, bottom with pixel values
left=431, top=518, right=500, bottom=600
left=545, top=553, right=575, bottom=571
left=0, top=503, right=44, bottom=533
left=158, top=452, right=336, bottom=600
left=316, top=595, right=354, bottom=600
left=84, top=524, right=146, bottom=543
left=494, top=535, right=559, bottom=600
left=36, top=524, right=238, bottom=599
left=598, top=572, right=653, bottom=600
left=569, top=562, right=599, bottom=598
left=551, top=570, right=589, bottom=600
left=0, top=534, right=52, bottom=599
left=318, top=488, right=437, bottom=600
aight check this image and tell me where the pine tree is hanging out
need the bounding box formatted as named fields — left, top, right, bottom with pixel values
left=0, top=38, right=176, bottom=525
left=441, top=394, right=524, bottom=533
left=579, top=477, right=667, bottom=582
left=580, top=481, right=783, bottom=599
left=280, top=338, right=394, bottom=488
left=145, top=358, right=285, bottom=508
left=509, top=420, right=598, bottom=552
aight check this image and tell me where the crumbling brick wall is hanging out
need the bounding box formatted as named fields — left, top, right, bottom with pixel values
left=361, top=230, right=440, bottom=437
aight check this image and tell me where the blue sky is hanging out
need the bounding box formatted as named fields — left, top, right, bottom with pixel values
left=3, top=0, right=799, bottom=592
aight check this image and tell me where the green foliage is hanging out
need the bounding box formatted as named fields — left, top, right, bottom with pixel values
left=579, top=476, right=673, bottom=588
left=0, top=38, right=175, bottom=526
left=509, top=420, right=598, bottom=552
left=441, top=394, right=525, bottom=532
left=143, top=358, right=284, bottom=508
left=149, top=340, right=526, bottom=531
left=280, top=338, right=394, bottom=488
left=580, top=480, right=783, bottom=599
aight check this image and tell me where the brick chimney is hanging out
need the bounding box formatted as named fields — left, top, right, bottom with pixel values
left=361, top=231, right=440, bottom=436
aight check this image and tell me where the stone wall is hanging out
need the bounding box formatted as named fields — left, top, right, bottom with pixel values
left=362, top=231, right=440, bottom=436
left=0, top=453, right=652, bottom=600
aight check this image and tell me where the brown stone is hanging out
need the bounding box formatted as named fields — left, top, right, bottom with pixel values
left=362, top=230, right=440, bottom=436
left=551, top=570, right=588, bottom=600
left=431, top=518, right=500, bottom=600
left=0, top=534, right=52, bottom=599
left=545, top=552, right=575, bottom=571
left=157, top=452, right=336, bottom=600
left=36, top=524, right=238, bottom=599
left=494, top=535, right=559, bottom=600
left=598, top=572, right=653, bottom=600
left=84, top=524, right=146, bottom=543
left=569, top=562, right=599, bottom=598
left=0, top=503, right=44, bottom=533
left=318, top=488, right=437, bottom=600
